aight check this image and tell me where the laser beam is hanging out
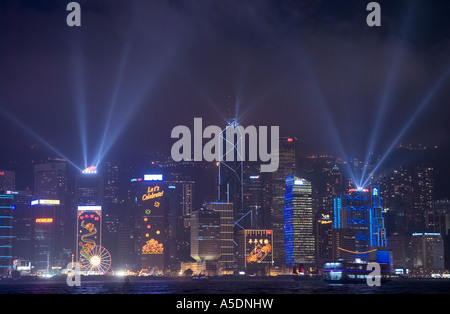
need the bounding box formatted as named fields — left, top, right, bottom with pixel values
left=0, top=106, right=83, bottom=172
left=359, top=1, right=418, bottom=188
left=360, top=66, right=450, bottom=188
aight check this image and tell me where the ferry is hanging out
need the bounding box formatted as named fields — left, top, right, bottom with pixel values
left=323, top=261, right=391, bottom=283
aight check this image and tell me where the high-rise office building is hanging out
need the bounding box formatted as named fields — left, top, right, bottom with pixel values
left=217, top=120, right=244, bottom=223
left=315, top=214, right=333, bottom=266
left=204, top=202, right=234, bottom=273
left=242, top=172, right=264, bottom=229
left=284, top=175, right=315, bottom=268
left=75, top=167, right=106, bottom=272
left=10, top=190, right=34, bottom=262
left=378, top=163, right=434, bottom=234
left=31, top=198, right=63, bottom=273
left=411, top=233, right=444, bottom=272
left=333, top=188, right=371, bottom=261
left=271, top=137, right=296, bottom=268
left=0, top=194, right=13, bottom=276
left=190, top=209, right=221, bottom=263
left=166, top=180, right=194, bottom=270
left=34, top=161, right=70, bottom=263
left=131, top=174, right=167, bottom=273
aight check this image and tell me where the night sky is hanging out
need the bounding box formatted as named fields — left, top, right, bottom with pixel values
left=0, top=0, right=449, bottom=176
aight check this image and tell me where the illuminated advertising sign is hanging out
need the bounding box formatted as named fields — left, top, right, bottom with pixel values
left=142, top=185, right=165, bottom=203
left=77, top=205, right=102, bottom=211
left=319, top=214, right=332, bottom=224
left=76, top=207, right=102, bottom=262
left=36, top=218, right=53, bottom=223
left=144, top=174, right=163, bottom=181
left=244, top=230, right=273, bottom=266
left=30, top=199, right=61, bottom=206
left=140, top=184, right=166, bottom=256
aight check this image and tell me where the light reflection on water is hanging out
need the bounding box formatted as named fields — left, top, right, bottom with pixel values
left=1, top=278, right=450, bottom=294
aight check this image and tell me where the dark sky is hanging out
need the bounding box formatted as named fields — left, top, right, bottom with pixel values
left=0, top=0, right=449, bottom=168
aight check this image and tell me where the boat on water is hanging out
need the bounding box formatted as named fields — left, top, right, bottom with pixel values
left=323, top=261, right=392, bottom=283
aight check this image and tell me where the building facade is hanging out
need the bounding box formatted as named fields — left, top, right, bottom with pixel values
left=284, top=175, right=315, bottom=268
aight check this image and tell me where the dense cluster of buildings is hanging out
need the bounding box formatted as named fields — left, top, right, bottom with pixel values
left=0, top=138, right=448, bottom=278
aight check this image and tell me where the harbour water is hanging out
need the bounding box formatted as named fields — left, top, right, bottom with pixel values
left=1, top=276, right=450, bottom=294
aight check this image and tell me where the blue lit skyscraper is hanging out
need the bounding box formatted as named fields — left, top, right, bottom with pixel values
left=272, top=137, right=297, bottom=268
left=333, top=188, right=371, bottom=261
left=370, top=186, right=387, bottom=248
left=0, top=194, right=13, bottom=276
left=284, top=175, right=315, bottom=268
left=333, top=186, right=387, bottom=262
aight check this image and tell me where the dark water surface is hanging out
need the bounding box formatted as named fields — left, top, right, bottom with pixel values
left=1, top=277, right=450, bottom=294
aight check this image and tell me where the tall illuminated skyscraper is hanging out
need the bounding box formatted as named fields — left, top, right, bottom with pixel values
left=333, top=188, right=371, bottom=260
left=131, top=174, right=167, bottom=273
left=333, top=186, right=387, bottom=262
left=272, top=137, right=297, bottom=268
left=284, top=175, right=315, bottom=268
left=75, top=167, right=104, bottom=267
left=0, top=194, right=13, bottom=276
left=204, top=202, right=234, bottom=273
left=31, top=198, right=63, bottom=273
left=34, top=161, right=70, bottom=263
left=411, top=233, right=444, bottom=272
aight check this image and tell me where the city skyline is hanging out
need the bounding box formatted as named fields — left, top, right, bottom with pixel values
left=0, top=0, right=449, bottom=297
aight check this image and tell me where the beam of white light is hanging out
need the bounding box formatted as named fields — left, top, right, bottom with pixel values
left=94, top=41, right=180, bottom=166
left=360, top=66, right=450, bottom=188
left=359, top=1, right=418, bottom=187
left=94, top=42, right=131, bottom=168
left=71, top=52, right=89, bottom=170
left=0, top=106, right=83, bottom=172
left=292, top=45, right=359, bottom=185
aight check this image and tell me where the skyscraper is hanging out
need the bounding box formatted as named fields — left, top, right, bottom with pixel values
left=166, top=180, right=195, bottom=270
left=10, top=190, right=34, bottom=262
left=0, top=194, right=13, bottom=276
left=31, top=198, right=63, bottom=274
left=34, top=161, right=70, bottom=265
left=271, top=137, right=296, bottom=268
left=204, top=202, right=234, bottom=273
left=284, top=175, right=315, bottom=268
left=137, top=175, right=167, bottom=273
left=242, top=171, right=263, bottom=229
left=411, top=233, right=444, bottom=273
left=190, top=209, right=221, bottom=263
left=333, top=188, right=371, bottom=261
left=315, top=214, right=333, bottom=266
left=75, top=168, right=105, bottom=269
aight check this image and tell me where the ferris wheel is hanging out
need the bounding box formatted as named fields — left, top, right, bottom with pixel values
left=79, top=245, right=112, bottom=275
